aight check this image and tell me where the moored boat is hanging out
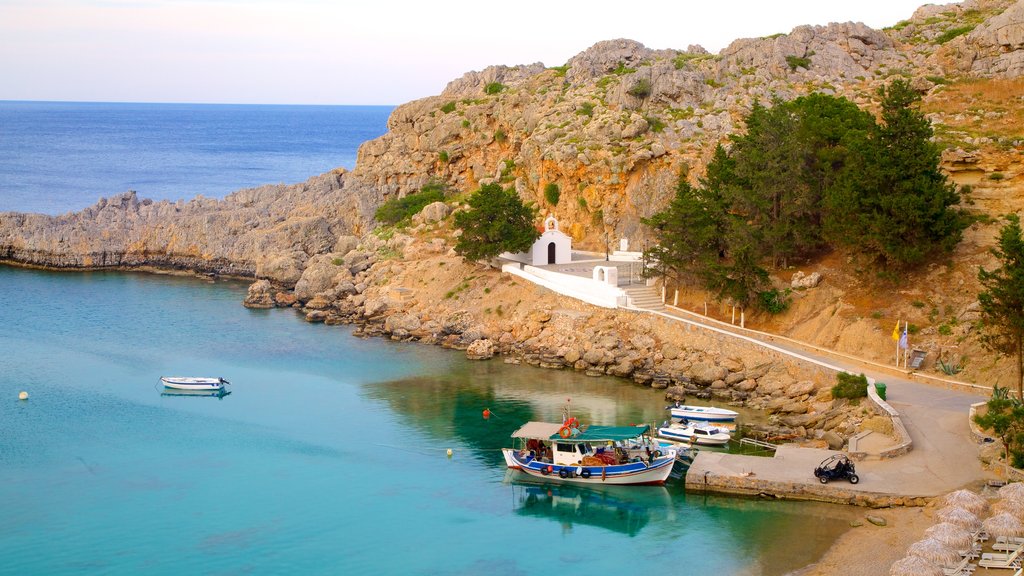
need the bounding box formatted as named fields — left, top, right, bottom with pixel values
left=657, top=420, right=731, bottom=447
left=159, top=376, right=229, bottom=391
left=502, top=421, right=676, bottom=486
left=668, top=402, right=738, bottom=423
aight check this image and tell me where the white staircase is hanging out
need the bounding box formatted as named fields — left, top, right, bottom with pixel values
left=624, top=285, right=664, bottom=311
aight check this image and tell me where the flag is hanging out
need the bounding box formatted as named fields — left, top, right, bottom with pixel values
left=891, top=320, right=900, bottom=341
left=898, top=326, right=908, bottom=350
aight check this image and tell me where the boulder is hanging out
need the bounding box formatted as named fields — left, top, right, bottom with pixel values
left=333, top=235, right=359, bottom=256
left=418, top=201, right=450, bottom=223
left=822, top=431, right=845, bottom=450
left=691, top=362, right=729, bottom=386
left=243, top=279, right=274, bottom=308
left=466, top=339, right=497, bottom=360
left=274, top=291, right=298, bottom=307
left=294, top=253, right=349, bottom=301
left=385, top=313, right=422, bottom=333
left=791, top=271, right=822, bottom=289
left=662, top=344, right=681, bottom=360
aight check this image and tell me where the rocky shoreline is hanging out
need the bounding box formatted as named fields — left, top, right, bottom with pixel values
left=237, top=210, right=887, bottom=450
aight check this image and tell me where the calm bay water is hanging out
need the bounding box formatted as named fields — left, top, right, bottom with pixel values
left=0, top=101, right=393, bottom=215
left=0, top=267, right=854, bottom=575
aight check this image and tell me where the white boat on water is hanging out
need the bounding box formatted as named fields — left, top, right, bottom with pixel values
left=159, top=376, right=229, bottom=391
left=668, top=402, right=738, bottom=423
left=502, top=421, right=677, bottom=486
left=657, top=421, right=731, bottom=446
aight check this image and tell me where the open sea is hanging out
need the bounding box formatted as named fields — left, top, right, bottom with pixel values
left=0, top=102, right=853, bottom=575
left=0, top=101, right=393, bottom=215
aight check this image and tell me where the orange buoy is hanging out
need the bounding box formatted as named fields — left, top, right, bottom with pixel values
left=482, top=408, right=491, bottom=419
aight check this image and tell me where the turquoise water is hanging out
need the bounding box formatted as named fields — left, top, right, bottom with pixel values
left=0, top=267, right=852, bottom=575
left=0, top=102, right=392, bottom=215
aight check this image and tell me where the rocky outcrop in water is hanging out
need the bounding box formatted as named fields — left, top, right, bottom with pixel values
left=0, top=171, right=381, bottom=281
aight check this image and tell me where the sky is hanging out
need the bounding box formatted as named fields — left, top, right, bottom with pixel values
left=1, top=0, right=934, bottom=105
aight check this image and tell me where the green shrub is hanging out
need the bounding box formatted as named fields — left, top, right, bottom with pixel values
left=438, top=151, right=449, bottom=163
left=990, top=172, right=1005, bottom=181
left=544, top=183, right=560, bottom=206
left=461, top=119, right=471, bottom=129
left=925, top=75, right=949, bottom=85
left=549, top=65, right=569, bottom=77
left=484, top=82, right=506, bottom=95
left=832, top=372, right=869, bottom=399
left=703, top=78, right=722, bottom=88
left=627, top=79, right=652, bottom=98
left=936, top=25, right=975, bottom=44
left=374, top=184, right=446, bottom=225
left=591, top=209, right=604, bottom=226
left=938, top=323, right=953, bottom=336
left=577, top=197, right=588, bottom=210
left=612, top=62, right=636, bottom=75
left=757, top=288, right=792, bottom=314
left=440, top=101, right=456, bottom=114
left=577, top=102, right=595, bottom=116
left=645, top=115, right=666, bottom=133
left=786, top=55, right=812, bottom=70
left=494, top=129, right=507, bottom=143
left=911, top=300, right=925, bottom=308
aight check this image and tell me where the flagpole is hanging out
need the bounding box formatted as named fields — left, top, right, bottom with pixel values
left=903, top=320, right=909, bottom=368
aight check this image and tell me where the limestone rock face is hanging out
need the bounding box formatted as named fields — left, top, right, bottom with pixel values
left=964, top=0, right=1024, bottom=76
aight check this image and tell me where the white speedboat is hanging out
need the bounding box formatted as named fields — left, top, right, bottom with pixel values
left=502, top=421, right=676, bottom=486
left=657, top=421, right=731, bottom=446
left=159, top=376, right=229, bottom=391
left=668, top=402, right=738, bottom=423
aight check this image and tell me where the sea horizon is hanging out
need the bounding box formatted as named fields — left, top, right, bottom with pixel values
left=0, top=101, right=394, bottom=215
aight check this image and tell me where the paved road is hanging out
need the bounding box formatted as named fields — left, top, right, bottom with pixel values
left=647, top=305, right=997, bottom=496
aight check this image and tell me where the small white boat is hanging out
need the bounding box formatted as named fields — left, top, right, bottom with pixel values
left=668, top=402, right=738, bottom=423
left=159, top=376, right=229, bottom=391
left=502, top=421, right=676, bottom=486
left=657, top=421, right=731, bottom=446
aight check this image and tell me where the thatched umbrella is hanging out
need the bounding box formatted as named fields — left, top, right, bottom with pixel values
left=936, top=506, right=982, bottom=531
left=908, top=537, right=963, bottom=567
left=983, top=512, right=1024, bottom=539
left=925, top=522, right=974, bottom=550
left=890, top=555, right=943, bottom=576
left=940, top=489, right=990, bottom=516
left=999, top=482, right=1024, bottom=502
left=993, top=498, right=1024, bottom=521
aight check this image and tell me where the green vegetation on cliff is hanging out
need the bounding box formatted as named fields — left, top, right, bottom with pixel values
left=374, top=182, right=447, bottom=225
left=974, top=386, right=1024, bottom=468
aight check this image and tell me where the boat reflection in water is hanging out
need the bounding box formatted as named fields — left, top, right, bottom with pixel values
left=159, top=388, right=232, bottom=399
left=506, top=473, right=673, bottom=537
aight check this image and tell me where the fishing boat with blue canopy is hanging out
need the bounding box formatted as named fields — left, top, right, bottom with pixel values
left=502, top=420, right=676, bottom=486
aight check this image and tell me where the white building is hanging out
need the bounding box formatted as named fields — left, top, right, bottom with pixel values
left=502, top=215, right=573, bottom=266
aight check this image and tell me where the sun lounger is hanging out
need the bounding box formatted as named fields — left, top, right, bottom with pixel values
left=994, top=537, right=1024, bottom=553
left=979, top=546, right=1023, bottom=569
left=943, top=556, right=977, bottom=575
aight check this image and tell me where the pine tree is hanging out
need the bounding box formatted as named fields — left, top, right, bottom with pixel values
left=978, top=214, right=1024, bottom=399
left=826, top=80, right=965, bottom=269
left=453, top=183, right=539, bottom=261
left=642, top=172, right=724, bottom=287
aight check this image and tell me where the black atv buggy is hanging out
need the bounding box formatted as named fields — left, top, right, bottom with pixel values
left=813, top=454, right=859, bottom=484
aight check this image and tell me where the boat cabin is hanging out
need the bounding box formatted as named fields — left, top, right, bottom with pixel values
left=509, top=421, right=660, bottom=466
